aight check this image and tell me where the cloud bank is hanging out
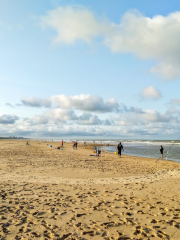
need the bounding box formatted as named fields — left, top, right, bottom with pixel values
left=1, top=94, right=180, bottom=139
left=51, top=94, right=119, bottom=112
left=0, top=114, right=19, bottom=124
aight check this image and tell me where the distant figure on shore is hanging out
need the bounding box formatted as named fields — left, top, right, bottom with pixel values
left=73, top=141, right=78, bottom=150
left=61, top=140, right=64, bottom=147
left=26, top=141, right=29, bottom=145
left=75, top=141, right=78, bottom=150
left=117, top=142, right=124, bottom=158
left=160, top=145, right=164, bottom=159
left=73, top=141, right=78, bottom=149
left=84, top=141, right=87, bottom=146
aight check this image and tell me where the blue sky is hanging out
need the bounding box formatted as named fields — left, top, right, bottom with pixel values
left=0, top=0, right=180, bottom=139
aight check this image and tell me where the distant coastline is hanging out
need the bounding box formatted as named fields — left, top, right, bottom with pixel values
left=0, top=137, right=28, bottom=139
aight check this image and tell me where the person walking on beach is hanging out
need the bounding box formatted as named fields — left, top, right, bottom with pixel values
left=160, top=145, right=164, bottom=159
left=117, top=142, right=124, bottom=157
left=61, top=140, right=64, bottom=147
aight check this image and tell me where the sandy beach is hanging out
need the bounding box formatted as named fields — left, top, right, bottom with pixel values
left=1, top=140, right=180, bottom=240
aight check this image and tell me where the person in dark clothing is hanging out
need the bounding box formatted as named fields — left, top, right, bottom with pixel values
left=160, top=145, right=164, bottom=159
left=117, top=142, right=124, bottom=157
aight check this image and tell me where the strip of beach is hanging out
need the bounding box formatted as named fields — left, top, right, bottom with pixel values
left=0, top=140, right=180, bottom=240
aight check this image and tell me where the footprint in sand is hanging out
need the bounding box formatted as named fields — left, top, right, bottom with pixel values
left=151, top=219, right=159, bottom=223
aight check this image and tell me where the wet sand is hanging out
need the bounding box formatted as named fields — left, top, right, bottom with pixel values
left=0, top=140, right=180, bottom=239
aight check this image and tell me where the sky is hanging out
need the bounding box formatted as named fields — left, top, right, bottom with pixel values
left=1, top=0, right=180, bottom=140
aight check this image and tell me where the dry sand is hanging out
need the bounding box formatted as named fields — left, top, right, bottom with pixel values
left=0, top=140, right=180, bottom=240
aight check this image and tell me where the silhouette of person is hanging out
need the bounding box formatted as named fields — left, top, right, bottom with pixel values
left=160, top=145, right=164, bottom=159
left=117, top=142, right=124, bottom=157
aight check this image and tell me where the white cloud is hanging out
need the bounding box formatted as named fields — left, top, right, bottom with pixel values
left=119, top=104, right=143, bottom=113
left=51, top=94, right=119, bottom=112
left=104, top=11, right=180, bottom=80
left=104, top=11, right=180, bottom=57
left=77, top=113, right=113, bottom=125
left=140, top=86, right=161, bottom=100
left=18, top=94, right=119, bottom=112
left=1, top=107, right=180, bottom=139
left=142, top=109, right=172, bottom=122
left=77, top=113, right=101, bottom=125
left=116, top=113, right=144, bottom=126
left=40, top=7, right=180, bottom=80
left=33, top=109, right=114, bottom=126
left=115, top=106, right=180, bottom=126
left=33, top=115, right=49, bottom=124
left=33, top=109, right=77, bottom=124
left=151, top=63, right=180, bottom=80
left=21, top=96, right=51, bottom=108
left=40, top=6, right=103, bottom=44
left=47, top=109, right=77, bottom=121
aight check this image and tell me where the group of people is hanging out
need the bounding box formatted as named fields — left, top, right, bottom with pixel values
left=61, top=140, right=78, bottom=150
left=116, top=142, right=164, bottom=159
left=51, top=140, right=164, bottom=159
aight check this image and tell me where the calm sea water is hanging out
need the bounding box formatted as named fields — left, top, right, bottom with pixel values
left=101, top=141, right=180, bottom=162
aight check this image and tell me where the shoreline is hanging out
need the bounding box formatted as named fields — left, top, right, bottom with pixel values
left=101, top=145, right=180, bottom=164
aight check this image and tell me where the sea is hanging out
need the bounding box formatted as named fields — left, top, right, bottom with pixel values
left=40, top=138, right=180, bottom=163
left=100, top=140, right=180, bottom=163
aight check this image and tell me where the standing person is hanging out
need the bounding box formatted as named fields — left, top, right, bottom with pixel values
left=61, top=140, right=64, bottom=147
left=75, top=141, right=78, bottom=150
left=160, top=145, right=164, bottom=159
left=117, top=142, right=124, bottom=158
